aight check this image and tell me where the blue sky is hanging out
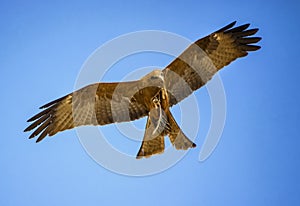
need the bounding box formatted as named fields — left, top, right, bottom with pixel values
left=1, top=0, right=300, bottom=205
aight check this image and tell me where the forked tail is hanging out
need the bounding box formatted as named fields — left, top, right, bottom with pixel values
left=136, top=108, right=196, bottom=159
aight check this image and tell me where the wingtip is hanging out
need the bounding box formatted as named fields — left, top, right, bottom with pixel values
left=29, top=133, right=36, bottom=139
left=242, top=23, right=251, bottom=31
left=39, top=101, right=53, bottom=109
left=249, top=28, right=259, bottom=35
left=39, top=104, right=48, bottom=109
left=231, top=21, right=237, bottom=26
left=27, top=117, right=35, bottom=122
left=216, top=21, right=237, bottom=33
left=253, top=45, right=261, bottom=51
left=39, top=102, right=50, bottom=109
left=39, top=95, right=65, bottom=109
left=253, top=37, right=262, bottom=43
left=24, top=127, right=30, bottom=132
left=228, top=21, right=238, bottom=29
left=36, top=135, right=45, bottom=143
left=243, top=45, right=261, bottom=51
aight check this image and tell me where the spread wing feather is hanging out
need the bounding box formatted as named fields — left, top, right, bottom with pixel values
left=24, top=82, right=160, bottom=142
left=164, top=21, right=261, bottom=106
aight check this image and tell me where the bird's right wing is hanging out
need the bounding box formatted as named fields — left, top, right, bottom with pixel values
left=24, top=81, right=160, bottom=142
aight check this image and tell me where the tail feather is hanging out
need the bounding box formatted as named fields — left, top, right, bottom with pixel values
left=136, top=135, right=165, bottom=159
left=136, top=116, right=165, bottom=159
left=166, top=110, right=196, bottom=150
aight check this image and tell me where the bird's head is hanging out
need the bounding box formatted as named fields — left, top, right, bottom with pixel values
left=141, top=69, right=164, bottom=87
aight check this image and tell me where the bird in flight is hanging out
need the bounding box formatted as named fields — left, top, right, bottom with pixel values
left=24, top=21, right=261, bottom=159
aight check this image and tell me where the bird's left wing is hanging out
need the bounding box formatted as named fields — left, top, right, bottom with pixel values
left=163, top=21, right=261, bottom=106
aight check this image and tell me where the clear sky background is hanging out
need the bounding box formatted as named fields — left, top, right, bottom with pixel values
left=1, top=0, right=300, bottom=205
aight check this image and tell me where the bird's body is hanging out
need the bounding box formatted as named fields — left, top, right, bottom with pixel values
left=24, top=21, right=261, bottom=158
left=136, top=82, right=196, bottom=158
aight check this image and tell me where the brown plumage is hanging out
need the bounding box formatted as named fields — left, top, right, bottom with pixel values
left=24, top=21, right=261, bottom=158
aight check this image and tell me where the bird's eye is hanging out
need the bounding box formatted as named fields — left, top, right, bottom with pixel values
left=150, top=76, right=158, bottom=80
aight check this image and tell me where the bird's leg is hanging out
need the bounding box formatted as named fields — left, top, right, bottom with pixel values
left=136, top=90, right=196, bottom=159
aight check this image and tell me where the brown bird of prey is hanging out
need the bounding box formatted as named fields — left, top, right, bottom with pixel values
left=24, top=21, right=261, bottom=159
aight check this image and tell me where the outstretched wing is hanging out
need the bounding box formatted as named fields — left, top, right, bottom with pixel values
left=24, top=81, right=160, bottom=142
left=164, top=21, right=261, bottom=106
